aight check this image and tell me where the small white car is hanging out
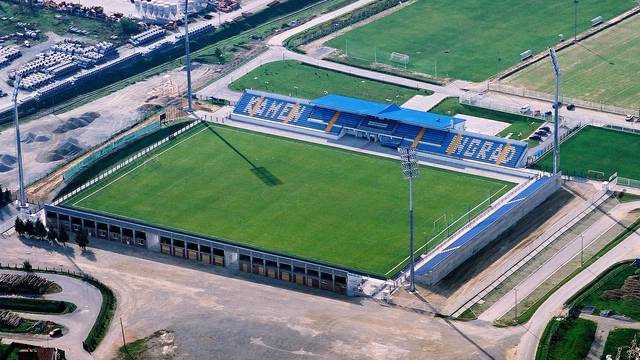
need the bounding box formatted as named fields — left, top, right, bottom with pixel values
left=519, top=104, right=531, bottom=114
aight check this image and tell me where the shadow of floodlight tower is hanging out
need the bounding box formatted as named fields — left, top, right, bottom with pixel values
left=398, top=146, right=420, bottom=292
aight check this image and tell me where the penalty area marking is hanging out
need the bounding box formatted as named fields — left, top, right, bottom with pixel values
left=71, top=126, right=209, bottom=206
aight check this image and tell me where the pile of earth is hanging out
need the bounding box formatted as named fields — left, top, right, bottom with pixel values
left=36, top=139, right=83, bottom=163
left=138, top=103, right=162, bottom=114
left=0, top=154, right=16, bottom=173
left=53, top=112, right=100, bottom=134
left=602, top=275, right=640, bottom=301
left=21, top=132, right=50, bottom=144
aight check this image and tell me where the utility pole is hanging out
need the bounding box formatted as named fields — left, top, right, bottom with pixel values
left=183, top=0, right=193, bottom=112
left=580, top=234, right=584, bottom=267
left=120, top=317, right=126, bottom=346
left=548, top=48, right=561, bottom=175
left=399, top=147, right=420, bottom=292
left=12, top=74, right=26, bottom=210
left=514, top=288, right=518, bottom=321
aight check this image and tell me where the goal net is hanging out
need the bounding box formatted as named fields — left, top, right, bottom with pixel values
left=389, top=52, right=410, bottom=68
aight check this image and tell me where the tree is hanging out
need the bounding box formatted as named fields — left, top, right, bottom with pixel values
left=14, top=217, right=24, bottom=235
left=34, top=220, right=47, bottom=240
left=119, top=17, right=138, bottom=36
left=47, top=228, right=58, bottom=243
left=3, top=189, right=10, bottom=204
left=76, top=229, right=89, bottom=251
left=22, top=260, right=32, bottom=272
left=58, top=228, right=69, bottom=247
left=24, top=220, right=34, bottom=238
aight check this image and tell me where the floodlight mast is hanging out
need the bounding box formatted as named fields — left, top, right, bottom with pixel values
left=548, top=48, right=561, bottom=175
left=183, top=0, right=193, bottom=112
left=12, top=74, right=26, bottom=209
left=399, top=147, right=419, bottom=292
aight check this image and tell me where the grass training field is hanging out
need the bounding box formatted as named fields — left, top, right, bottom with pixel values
left=536, top=317, right=597, bottom=360
left=506, top=15, right=640, bottom=109
left=430, top=97, right=543, bottom=142
left=602, top=329, right=640, bottom=360
left=324, top=0, right=634, bottom=81
left=228, top=60, right=431, bottom=104
left=534, top=126, right=640, bottom=180
left=66, top=123, right=513, bottom=277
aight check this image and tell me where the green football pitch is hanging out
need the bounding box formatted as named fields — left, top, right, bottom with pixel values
left=324, top=0, right=634, bottom=81
left=66, top=123, right=513, bottom=277
left=228, top=60, right=431, bottom=104
left=506, top=15, right=640, bottom=109
left=534, top=126, right=640, bottom=180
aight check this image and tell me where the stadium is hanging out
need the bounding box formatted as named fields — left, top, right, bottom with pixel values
left=43, top=90, right=560, bottom=295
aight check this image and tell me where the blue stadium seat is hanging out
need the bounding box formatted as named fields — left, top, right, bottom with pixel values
left=232, top=92, right=528, bottom=168
left=335, top=112, right=363, bottom=128
left=393, top=123, right=421, bottom=139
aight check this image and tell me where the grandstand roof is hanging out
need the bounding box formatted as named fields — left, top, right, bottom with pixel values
left=311, top=94, right=464, bottom=130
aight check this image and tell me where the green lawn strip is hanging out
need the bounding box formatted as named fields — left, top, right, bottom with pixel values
left=325, top=0, right=633, bottom=81
left=616, top=192, right=640, bottom=203
left=0, top=318, right=63, bottom=335
left=0, top=265, right=116, bottom=353
left=118, top=337, right=148, bottom=360
left=429, top=97, right=542, bottom=141
left=0, top=297, right=76, bottom=315
left=536, top=317, right=597, bottom=360
left=229, top=60, right=432, bottom=103
left=66, top=123, right=512, bottom=278
left=497, top=218, right=640, bottom=326
left=533, top=126, right=640, bottom=180
left=505, top=15, right=640, bottom=109
left=59, top=121, right=191, bottom=197
left=601, top=328, right=640, bottom=360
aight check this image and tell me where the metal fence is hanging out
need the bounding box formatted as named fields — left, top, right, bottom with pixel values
left=459, top=94, right=560, bottom=122
left=488, top=82, right=636, bottom=116
left=617, top=177, right=640, bottom=190
left=53, top=120, right=202, bottom=206
left=64, top=122, right=162, bottom=181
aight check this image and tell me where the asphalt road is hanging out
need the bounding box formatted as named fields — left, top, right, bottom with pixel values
left=0, top=268, right=102, bottom=360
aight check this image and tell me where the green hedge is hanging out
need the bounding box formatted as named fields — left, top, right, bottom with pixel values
left=0, top=297, right=76, bottom=314
left=82, top=276, right=117, bottom=353
left=0, top=264, right=116, bottom=353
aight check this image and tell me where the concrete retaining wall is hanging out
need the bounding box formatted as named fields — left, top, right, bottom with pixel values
left=418, top=174, right=562, bottom=285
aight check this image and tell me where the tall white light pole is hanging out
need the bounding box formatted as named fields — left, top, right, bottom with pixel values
left=399, top=147, right=419, bottom=292
left=548, top=48, right=561, bottom=175
left=183, top=0, right=193, bottom=112
left=12, top=74, right=26, bottom=209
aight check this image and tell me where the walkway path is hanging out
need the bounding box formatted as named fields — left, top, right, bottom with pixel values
left=0, top=268, right=102, bottom=360
left=516, top=221, right=640, bottom=360
left=479, top=200, right=639, bottom=322
left=581, top=313, right=640, bottom=360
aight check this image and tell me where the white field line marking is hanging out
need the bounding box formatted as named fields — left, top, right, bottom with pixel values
left=72, top=126, right=208, bottom=206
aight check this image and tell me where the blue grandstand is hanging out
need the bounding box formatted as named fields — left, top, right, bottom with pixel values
left=231, top=90, right=528, bottom=168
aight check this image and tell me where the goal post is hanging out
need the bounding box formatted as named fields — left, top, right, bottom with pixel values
left=390, top=52, right=410, bottom=69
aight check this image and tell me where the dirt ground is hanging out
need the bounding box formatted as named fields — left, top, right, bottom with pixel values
left=414, top=181, right=597, bottom=314
left=0, top=233, right=524, bottom=360
left=0, top=64, right=213, bottom=195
